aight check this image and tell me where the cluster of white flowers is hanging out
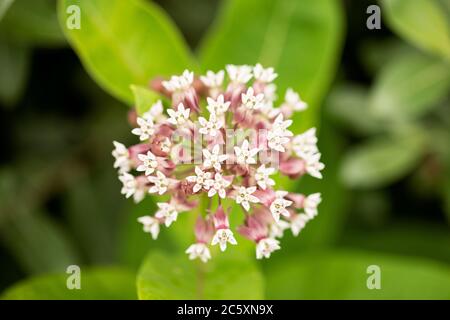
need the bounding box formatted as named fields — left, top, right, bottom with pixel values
left=112, top=64, right=324, bottom=262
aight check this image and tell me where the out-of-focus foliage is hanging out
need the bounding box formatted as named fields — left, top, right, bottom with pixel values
left=58, top=0, right=197, bottom=104
left=0, top=0, right=65, bottom=107
left=340, top=129, right=426, bottom=188
left=0, top=0, right=449, bottom=299
left=200, top=0, right=344, bottom=131
left=137, top=251, right=264, bottom=299
left=1, top=267, right=137, bottom=300
left=265, top=251, right=450, bottom=299
left=370, top=52, right=450, bottom=121
left=381, top=0, right=450, bottom=59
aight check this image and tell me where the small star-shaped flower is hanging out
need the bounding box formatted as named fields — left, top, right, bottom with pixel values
left=148, top=171, right=169, bottom=195
left=154, top=202, right=178, bottom=227
left=234, top=139, right=259, bottom=165
left=303, top=193, right=322, bottom=219
left=292, top=128, right=318, bottom=159
left=167, top=103, right=190, bottom=126
left=211, top=228, right=237, bottom=251
left=256, top=238, right=280, bottom=259
left=136, top=151, right=158, bottom=176
left=131, top=117, right=155, bottom=141
left=283, top=88, right=307, bottom=112
left=162, top=70, right=194, bottom=92
left=253, top=63, right=278, bottom=83
left=255, top=164, right=276, bottom=190
left=200, top=70, right=224, bottom=88
left=241, top=87, right=264, bottom=111
left=226, top=64, right=253, bottom=84
left=137, top=216, right=160, bottom=240
left=235, top=186, right=260, bottom=211
left=304, top=152, right=325, bottom=179
left=203, top=145, right=228, bottom=171
left=185, top=243, right=211, bottom=263
left=118, top=173, right=146, bottom=203
left=186, top=166, right=213, bottom=193
left=207, top=172, right=232, bottom=199
left=270, top=192, right=293, bottom=222
left=198, top=113, right=223, bottom=137
left=290, top=213, right=309, bottom=237
left=112, top=141, right=130, bottom=173
left=143, top=100, right=165, bottom=123
left=206, top=94, right=230, bottom=115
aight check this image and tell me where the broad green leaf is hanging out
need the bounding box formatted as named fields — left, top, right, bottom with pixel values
left=340, top=130, right=426, bottom=189
left=370, top=52, right=450, bottom=120
left=0, top=0, right=14, bottom=21
left=1, top=267, right=137, bottom=300
left=381, top=0, right=450, bottom=59
left=137, top=250, right=264, bottom=299
left=0, top=40, right=30, bottom=107
left=199, top=0, right=344, bottom=130
left=0, top=0, right=65, bottom=47
left=130, top=85, right=163, bottom=116
left=265, top=251, right=450, bottom=299
left=58, top=0, right=197, bottom=104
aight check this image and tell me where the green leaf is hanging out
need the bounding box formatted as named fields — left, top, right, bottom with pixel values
left=340, top=130, right=426, bottom=189
left=0, top=170, right=81, bottom=275
left=0, top=40, right=30, bottom=107
left=58, top=0, right=197, bottom=104
left=381, top=0, right=450, bottom=59
left=199, top=0, right=344, bottom=130
left=1, top=267, right=137, bottom=299
left=130, top=85, right=163, bottom=116
left=327, top=84, right=383, bottom=135
left=265, top=251, right=450, bottom=299
left=137, top=250, right=264, bottom=299
left=0, top=207, right=81, bottom=275
left=370, top=52, right=450, bottom=120
left=0, top=0, right=14, bottom=21
left=0, top=0, right=66, bottom=47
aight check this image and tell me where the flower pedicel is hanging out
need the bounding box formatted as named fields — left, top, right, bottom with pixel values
left=112, top=64, right=324, bottom=262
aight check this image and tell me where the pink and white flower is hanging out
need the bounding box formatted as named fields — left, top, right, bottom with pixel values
left=167, top=103, right=190, bottom=126
left=255, top=164, right=275, bottom=190
left=207, top=173, right=232, bottom=199
left=155, top=202, right=178, bottom=227
left=202, top=145, right=228, bottom=171
left=186, top=166, right=213, bottom=193
left=136, top=151, right=158, bottom=176
left=234, top=139, right=259, bottom=165
left=112, top=64, right=324, bottom=262
left=241, top=87, right=264, bottom=111
left=235, top=186, right=259, bottom=211
left=112, top=141, right=130, bottom=173
left=131, top=117, right=155, bottom=141
left=148, top=171, right=169, bottom=195
left=137, top=216, right=161, bottom=240
left=211, top=207, right=237, bottom=251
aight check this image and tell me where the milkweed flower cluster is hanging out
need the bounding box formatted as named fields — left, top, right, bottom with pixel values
left=112, top=64, right=324, bottom=262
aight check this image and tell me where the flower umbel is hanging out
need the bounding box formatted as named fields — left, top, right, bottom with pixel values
left=113, top=64, right=324, bottom=261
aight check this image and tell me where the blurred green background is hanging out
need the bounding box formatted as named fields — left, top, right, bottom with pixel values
left=0, top=0, right=449, bottom=299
